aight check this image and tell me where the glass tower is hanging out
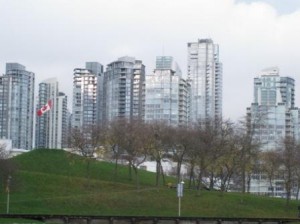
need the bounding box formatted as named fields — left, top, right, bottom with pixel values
left=103, top=56, right=145, bottom=122
left=0, top=63, right=35, bottom=150
left=247, top=67, right=300, bottom=151
left=72, top=62, right=104, bottom=129
left=187, top=39, right=222, bottom=123
left=35, top=78, right=68, bottom=149
left=145, top=56, right=190, bottom=126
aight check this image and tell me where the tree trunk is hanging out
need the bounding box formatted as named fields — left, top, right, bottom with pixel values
left=160, top=163, right=166, bottom=186
left=241, top=164, right=246, bottom=193
left=114, top=155, right=119, bottom=180
left=296, top=182, right=300, bottom=201
left=128, top=161, right=132, bottom=181
left=209, top=172, right=214, bottom=190
left=188, top=163, right=195, bottom=189
left=133, top=166, right=140, bottom=190
left=196, top=170, right=203, bottom=196
left=246, top=172, right=251, bottom=193
left=155, top=160, right=161, bottom=186
left=286, top=169, right=292, bottom=206
left=177, top=159, right=182, bottom=183
left=268, top=178, right=274, bottom=196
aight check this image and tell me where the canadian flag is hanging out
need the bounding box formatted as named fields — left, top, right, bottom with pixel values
left=37, top=99, right=53, bottom=117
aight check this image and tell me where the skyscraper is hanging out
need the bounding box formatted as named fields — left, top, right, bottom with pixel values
left=145, top=56, right=190, bottom=126
left=0, top=63, right=35, bottom=150
left=103, top=56, right=145, bottom=122
left=247, top=67, right=300, bottom=151
left=35, top=78, right=68, bottom=149
left=247, top=67, right=300, bottom=196
left=72, top=62, right=104, bottom=129
left=187, top=39, right=222, bottom=123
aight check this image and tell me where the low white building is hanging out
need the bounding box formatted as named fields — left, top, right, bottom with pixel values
left=138, top=159, right=188, bottom=176
left=0, top=139, right=12, bottom=151
left=0, top=139, right=28, bottom=157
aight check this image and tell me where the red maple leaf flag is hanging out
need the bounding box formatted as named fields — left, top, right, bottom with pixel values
left=37, top=99, right=53, bottom=117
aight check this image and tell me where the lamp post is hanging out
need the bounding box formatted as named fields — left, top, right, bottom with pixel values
left=177, top=181, right=184, bottom=217
left=6, top=175, right=11, bottom=214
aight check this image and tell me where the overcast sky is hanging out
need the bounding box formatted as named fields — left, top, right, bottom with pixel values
left=1, top=0, right=300, bottom=121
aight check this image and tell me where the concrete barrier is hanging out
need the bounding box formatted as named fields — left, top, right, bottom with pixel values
left=0, top=215, right=298, bottom=224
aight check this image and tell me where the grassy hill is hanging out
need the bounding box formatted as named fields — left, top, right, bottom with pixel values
left=0, top=149, right=299, bottom=218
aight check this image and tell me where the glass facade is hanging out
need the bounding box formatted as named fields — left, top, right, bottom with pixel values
left=247, top=67, right=300, bottom=151
left=103, top=56, right=145, bottom=122
left=0, top=63, right=35, bottom=150
left=145, top=56, right=190, bottom=126
left=187, top=39, right=223, bottom=123
left=35, top=78, right=68, bottom=149
left=72, top=62, right=103, bottom=129
left=253, top=67, right=295, bottom=108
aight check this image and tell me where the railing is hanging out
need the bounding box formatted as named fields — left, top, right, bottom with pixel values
left=0, top=215, right=300, bottom=224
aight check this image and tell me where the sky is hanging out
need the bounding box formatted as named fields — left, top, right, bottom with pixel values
left=1, top=0, right=300, bottom=121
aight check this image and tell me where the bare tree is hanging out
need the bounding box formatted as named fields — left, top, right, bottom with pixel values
left=184, top=127, right=199, bottom=189
left=294, top=142, right=300, bottom=200
left=191, top=118, right=234, bottom=191
left=192, top=120, right=212, bottom=192
left=112, top=118, right=149, bottom=189
left=205, top=119, right=235, bottom=190
left=235, top=115, right=262, bottom=193
left=103, top=119, right=126, bottom=180
left=216, top=125, right=241, bottom=192
left=260, top=150, right=281, bottom=196
left=68, top=125, right=104, bottom=186
left=278, top=136, right=298, bottom=206
left=0, top=144, right=16, bottom=192
left=144, top=121, right=168, bottom=187
left=160, top=125, right=191, bottom=184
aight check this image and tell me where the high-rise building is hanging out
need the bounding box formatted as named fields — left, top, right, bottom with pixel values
left=247, top=67, right=300, bottom=196
left=72, top=62, right=104, bottom=129
left=247, top=67, right=300, bottom=151
left=0, top=63, right=35, bottom=150
left=187, top=39, right=222, bottom=123
left=103, top=56, right=145, bottom=122
left=145, top=56, right=190, bottom=126
left=35, top=78, right=68, bottom=149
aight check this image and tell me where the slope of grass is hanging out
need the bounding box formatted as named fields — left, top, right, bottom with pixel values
left=0, top=149, right=298, bottom=217
left=12, top=149, right=161, bottom=186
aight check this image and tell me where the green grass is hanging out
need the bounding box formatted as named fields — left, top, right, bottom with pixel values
left=0, top=149, right=299, bottom=217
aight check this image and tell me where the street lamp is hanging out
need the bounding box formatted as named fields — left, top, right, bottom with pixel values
left=177, top=181, right=184, bottom=217
left=6, top=175, right=11, bottom=214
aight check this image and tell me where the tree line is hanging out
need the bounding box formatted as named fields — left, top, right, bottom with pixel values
left=68, top=116, right=300, bottom=204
